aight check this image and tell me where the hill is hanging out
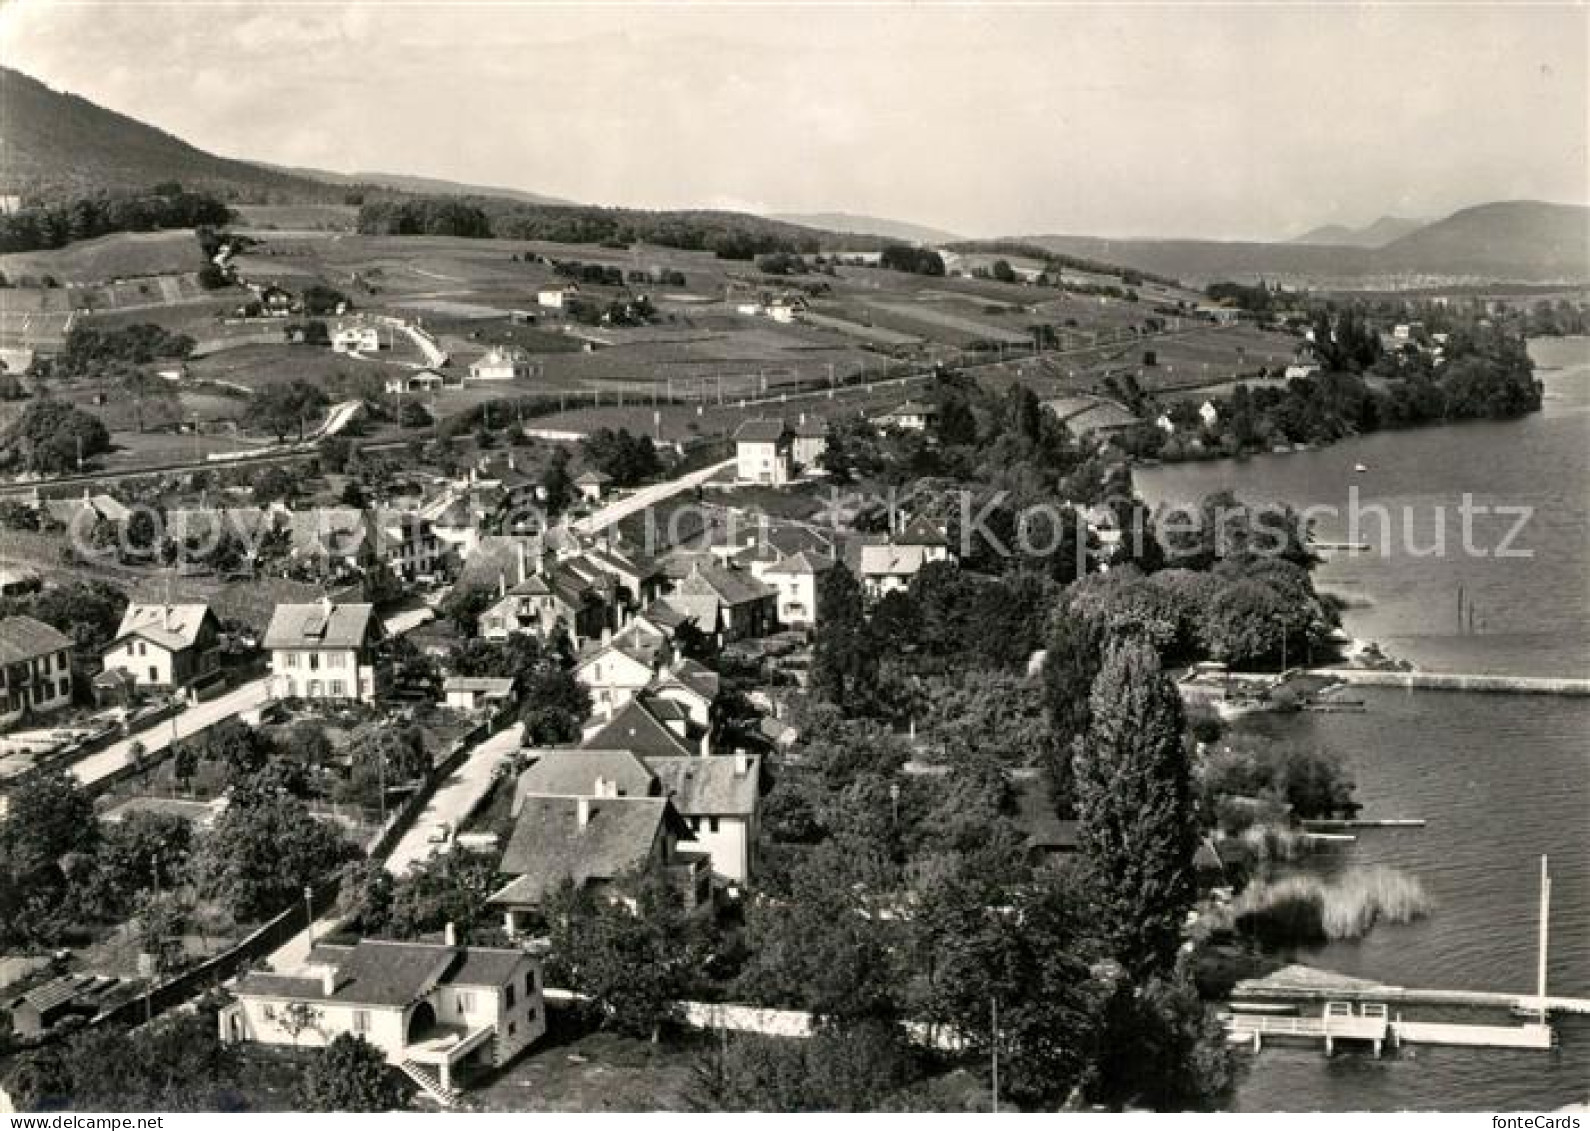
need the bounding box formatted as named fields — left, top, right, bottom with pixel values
left=1373, top=201, right=1590, bottom=279
left=0, top=66, right=348, bottom=203
left=1022, top=201, right=1590, bottom=285
left=1289, top=215, right=1426, bottom=248
left=264, top=165, right=576, bottom=208
left=768, top=211, right=962, bottom=246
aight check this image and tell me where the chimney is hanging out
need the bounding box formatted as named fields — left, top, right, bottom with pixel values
left=444, top=922, right=457, bottom=947
left=601, top=626, right=612, bottom=646
left=164, top=605, right=173, bottom=632
left=498, top=570, right=507, bottom=598
left=320, top=594, right=332, bottom=615
left=517, top=542, right=529, bottom=585
left=734, top=751, right=750, bottom=777
left=321, top=968, right=337, bottom=996
left=698, top=730, right=711, bottom=758
left=576, top=797, right=591, bottom=828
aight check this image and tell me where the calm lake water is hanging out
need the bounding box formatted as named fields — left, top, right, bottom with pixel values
left=1137, top=337, right=1590, bottom=1111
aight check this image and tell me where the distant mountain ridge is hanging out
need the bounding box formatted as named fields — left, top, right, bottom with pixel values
left=1290, top=215, right=1427, bottom=248
left=262, top=164, right=577, bottom=208
left=1022, top=201, right=1590, bottom=284
left=768, top=211, right=962, bottom=246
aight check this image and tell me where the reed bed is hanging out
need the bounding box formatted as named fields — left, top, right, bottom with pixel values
left=1229, top=866, right=1432, bottom=945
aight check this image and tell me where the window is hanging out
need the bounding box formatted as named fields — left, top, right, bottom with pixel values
left=329, top=680, right=345, bottom=698
left=285, top=653, right=299, bottom=669
left=149, top=668, right=158, bottom=684
left=138, top=641, right=146, bottom=657
left=352, top=1010, right=369, bottom=1033
left=508, top=1022, right=517, bottom=1038
left=456, top=991, right=475, bottom=1014
left=505, top=984, right=515, bottom=1008
left=59, top=678, right=70, bottom=698
left=328, top=652, right=346, bottom=669
left=527, top=1003, right=539, bottom=1024
left=525, top=971, right=535, bottom=996
left=707, top=816, right=720, bottom=834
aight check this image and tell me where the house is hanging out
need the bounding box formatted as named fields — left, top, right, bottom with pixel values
left=791, top=414, right=828, bottom=469
left=101, top=603, right=220, bottom=691
left=386, top=370, right=446, bottom=394
left=584, top=695, right=701, bottom=760
left=857, top=520, right=952, bottom=599
left=873, top=399, right=938, bottom=433
left=1044, top=395, right=1142, bottom=439
left=1284, top=363, right=1320, bottom=382
left=760, top=550, right=834, bottom=628
left=443, top=676, right=517, bottom=712
left=1199, top=400, right=1221, bottom=428
left=671, top=562, right=777, bottom=642
left=514, top=746, right=759, bottom=888
left=1012, top=772, right=1079, bottom=865
left=477, top=546, right=615, bottom=646
left=581, top=543, right=664, bottom=611
left=537, top=284, right=579, bottom=310
left=0, top=616, right=74, bottom=729
left=646, top=656, right=719, bottom=729
left=733, top=419, right=794, bottom=485
left=332, top=322, right=382, bottom=353
left=264, top=600, right=383, bottom=703
left=468, top=346, right=535, bottom=383
left=290, top=509, right=439, bottom=581
left=574, top=631, right=661, bottom=716
left=649, top=752, right=760, bottom=886
left=220, top=935, right=545, bottom=1104
left=766, top=298, right=803, bottom=324
left=8, top=976, right=120, bottom=1038
left=377, top=511, right=442, bottom=581
left=490, top=787, right=706, bottom=932
left=575, top=470, right=612, bottom=502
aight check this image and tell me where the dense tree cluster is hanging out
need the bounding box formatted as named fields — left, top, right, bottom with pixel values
left=354, top=198, right=491, bottom=238
left=878, top=245, right=946, bottom=276
left=33, top=323, right=195, bottom=383
left=580, top=427, right=662, bottom=487
left=0, top=191, right=230, bottom=256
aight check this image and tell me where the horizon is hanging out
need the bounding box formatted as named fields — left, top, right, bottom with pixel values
left=2, top=2, right=1587, bottom=242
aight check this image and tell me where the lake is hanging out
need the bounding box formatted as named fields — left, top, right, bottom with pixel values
left=1136, top=337, right=1590, bottom=1111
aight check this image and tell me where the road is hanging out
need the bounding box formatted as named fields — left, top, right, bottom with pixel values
left=69, top=675, right=275, bottom=788
left=384, top=720, right=522, bottom=876
left=572, top=458, right=735, bottom=535
left=266, top=720, right=523, bottom=972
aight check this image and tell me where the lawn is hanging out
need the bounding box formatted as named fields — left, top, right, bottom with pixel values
left=464, top=1024, right=710, bottom=1112
left=0, top=230, right=206, bottom=285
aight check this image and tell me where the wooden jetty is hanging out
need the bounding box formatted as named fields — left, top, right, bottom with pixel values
left=1223, top=1002, right=1555, bottom=1055
left=1300, top=818, right=1426, bottom=830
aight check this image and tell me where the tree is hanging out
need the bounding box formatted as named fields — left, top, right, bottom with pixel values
left=545, top=869, right=704, bottom=1040
left=250, top=464, right=297, bottom=504
left=0, top=768, right=97, bottom=876
left=520, top=664, right=590, bottom=744
left=693, top=1020, right=921, bottom=1112
left=191, top=791, right=358, bottom=921
left=810, top=563, right=875, bottom=710
left=3, top=399, right=111, bottom=473
left=252, top=380, right=329, bottom=442
left=383, top=848, right=498, bottom=941
left=1073, top=640, right=1196, bottom=979
left=296, top=1034, right=406, bottom=1112
left=541, top=447, right=574, bottom=517
left=1089, top=976, right=1235, bottom=1111
left=991, top=258, right=1016, bottom=283
left=1040, top=606, right=1105, bottom=817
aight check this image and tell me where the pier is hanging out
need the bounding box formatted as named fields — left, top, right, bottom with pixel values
left=1310, top=668, right=1590, bottom=696
left=1223, top=1003, right=1555, bottom=1055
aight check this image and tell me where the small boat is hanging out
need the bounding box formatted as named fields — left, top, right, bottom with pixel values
left=1354, top=462, right=1369, bottom=473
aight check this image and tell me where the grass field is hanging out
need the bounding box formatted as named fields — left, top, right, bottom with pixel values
left=0, top=230, right=207, bottom=284
left=466, top=1027, right=708, bottom=1112
left=230, top=203, right=360, bottom=231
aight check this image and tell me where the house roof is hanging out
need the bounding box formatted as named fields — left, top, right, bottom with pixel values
left=859, top=543, right=934, bottom=578
left=0, top=615, right=71, bottom=663
left=472, top=345, right=532, bottom=366
left=492, top=794, right=677, bottom=906
left=1012, top=775, right=1079, bottom=853
left=677, top=562, right=775, bottom=608
left=235, top=940, right=528, bottom=1006
left=793, top=415, right=827, bottom=437
left=879, top=399, right=936, bottom=419
left=443, top=676, right=516, bottom=695
left=648, top=755, right=759, bottom=817
left=575, top=470, right=613, bottom=486
left=654, top=657, right=719, bottom=702
left=895, top=515, right=948, bottom=547
left=763, top=550, right=836, bottom=576
left=515, top=747, right=659, bottom=808
left=11, top=975, right=98, bottom=1014
left=112, top=604, right=213, bottom=652
left=263, top=602, right=377, bottom=651
left=734, top=418, right=791, bottom=443
left=583, top=696, right=695, bottom=759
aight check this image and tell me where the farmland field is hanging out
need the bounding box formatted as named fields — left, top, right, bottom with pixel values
left=230, top=203, right=360, bottom=231
left=0, top=229, right=207, bottom=284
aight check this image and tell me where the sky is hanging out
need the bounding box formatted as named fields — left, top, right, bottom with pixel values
left=2, top=1, right=1586, bottom=241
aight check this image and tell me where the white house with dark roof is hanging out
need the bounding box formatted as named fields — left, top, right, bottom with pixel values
left=733, top=419, right=794, bottom=485
left=672, top=562, right=777, bottom=642
left=791, top=413, right=828, bottom=469
left=443, top=676, right=516, bottom=712
left=467, top=345, right=534, bottom=383
left=760, top=550, right=835, bottom=628
left=264, top=600, right=382, bottom=703
left=101, top=603, right=220, bottom=691
left=873, top=399, right=938, bottom=433
left=647, top=753, right=760, bottom=885
left=220, top=935, right=545, bottom=1104
left=0, top=616, right=73, bottom=729
left=574, top=470, right=612, bottom=502
left=574, top=631, right=660, bottom=716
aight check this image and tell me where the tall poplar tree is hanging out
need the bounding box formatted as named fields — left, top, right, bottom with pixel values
left=1073, top=638, right=1196, bottom=978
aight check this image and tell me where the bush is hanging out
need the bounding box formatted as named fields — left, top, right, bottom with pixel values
left=1228, top=866, right=1431, bottom=945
